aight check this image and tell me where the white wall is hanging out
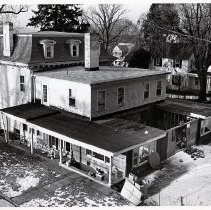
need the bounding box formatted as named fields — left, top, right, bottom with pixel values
left=0, top=65, right=32, bottom=109
left=35, top=76, right=91, bottom=118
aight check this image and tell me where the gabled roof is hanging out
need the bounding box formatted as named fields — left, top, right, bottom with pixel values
left=118, top=45, right=130, bottom=57
left=154, top=43, right=194, bottom=60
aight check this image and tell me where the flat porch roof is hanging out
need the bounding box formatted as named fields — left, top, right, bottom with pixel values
left=156, top=98, right=211, bottom=118
left=1, top=103, right=166, bottom=156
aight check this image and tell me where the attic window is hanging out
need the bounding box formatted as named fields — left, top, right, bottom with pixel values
left=66, top=40, right=81, bottom=57
left=39, top=40, right=56, bottom=59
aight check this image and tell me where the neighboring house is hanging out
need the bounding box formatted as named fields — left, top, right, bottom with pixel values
left=112, top=43, right=133, bottom=67
left=150, top=43, right=195, bottom=92
left=0, top=22, right=209, bottom=188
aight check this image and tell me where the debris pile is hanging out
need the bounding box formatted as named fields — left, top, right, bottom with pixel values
left=185, top=147, right=205, bottom=159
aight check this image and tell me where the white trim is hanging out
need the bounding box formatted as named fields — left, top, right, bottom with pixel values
left=97, top=89, right=106, bottom=112
left=190, top=113, right=206, bottom=119
left=117, top=86, right=125, bottom=107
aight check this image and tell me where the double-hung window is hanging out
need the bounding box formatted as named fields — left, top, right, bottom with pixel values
left=20, top=75, right=25, bottom=92
left=156, top=80, right=162, bottom=96
left=43, top=85, right=48, bottom=103
left=117, top=87, right=125, bottom=107
left=69, top=89, right=75, bottom=107
left=39, top=40, right=56, bottom=59
left=98, top=90, right=106, bottom=111
left=143, top=82, right=149, bottom=100
left=154, top=58, right=162, bottom=67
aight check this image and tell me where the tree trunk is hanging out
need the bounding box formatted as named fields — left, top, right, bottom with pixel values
left=198, top=71, right=207, bottom=102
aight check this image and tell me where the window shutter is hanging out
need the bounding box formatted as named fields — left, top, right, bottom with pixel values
left=179, top=59, right=182, bottom=68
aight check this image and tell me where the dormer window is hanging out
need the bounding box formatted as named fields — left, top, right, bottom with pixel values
left=39, top=39, right=56, bottom=59
left=66, top=39, right=81, bottom=57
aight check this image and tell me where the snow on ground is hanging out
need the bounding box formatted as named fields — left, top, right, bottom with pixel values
left=145, top=144, right=211, bottom=206
left=0, top=142, right=61, bottom=198
left=21, top=178, right=131, bottom=207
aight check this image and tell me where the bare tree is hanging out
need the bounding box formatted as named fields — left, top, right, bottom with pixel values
left=178, top=4, right=211, bottom=101
left=85, top=4, right=128, bottom=52
left=0, top=5, right=28, bottom=15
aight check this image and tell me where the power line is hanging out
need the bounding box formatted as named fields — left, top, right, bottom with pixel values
left=149, top=21, right=211, bottom=44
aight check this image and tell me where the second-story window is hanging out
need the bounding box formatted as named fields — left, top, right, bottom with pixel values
left=156, top=80, right=162, bottom=96
left=117, top=87, right=125, bottom=107
left=98, top=90, right=106, bottom=111
left=173, top=59, right=182, bottom=68
left=154, top=58, right=162, bottom=67
left=40, top=40, right=56, bottom=59
left=69, top=89, right=75, bottom=107
left=20, top=75, right=25, bottom=92
left=195, top=77, right=199, bottom=86
left=143, top=82, right=149, bottom=100
left=43, top=85, right=48, bottom=103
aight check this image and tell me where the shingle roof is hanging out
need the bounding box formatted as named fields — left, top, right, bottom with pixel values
left=1, top=103, right=166, bottom=155
left=34, top=66, right=168, bottom=85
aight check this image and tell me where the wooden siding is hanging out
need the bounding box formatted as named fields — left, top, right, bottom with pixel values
left=91, top=74, right=167, bottom=118
left=0, top=65, right=31, bottom=109
left=35, top=76, right=91, bottom=118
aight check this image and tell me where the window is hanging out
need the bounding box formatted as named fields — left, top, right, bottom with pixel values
left=20, top=76, right=25, bottom=92
left=66, top=40, right=81, bottom=57
left=86, top=149, right=110, bottom=163
left=117, top=87, right=125, bottom=107
left=172, top=75, right=181, bottom=86
left=98, top=90, right=106, bottom=111
left=195, top=77, right=199, bottom=86
left=173, top=59, right=182, bottom=68
left=66, top=142, right=71, bottom=152
left=39, top=40, right=56, bottom=59
left=154, top=58, right=162, bottom=67
left=132, top=142, right=156, bottom=167
left=43, top=85, right=48, bottom=103
left=143, top=82, right=149, bottom=100
left=23, top=124, right=28, bottom=131
left=69, top=89, right=75, bottom=107
left=156, top=80, right=162, bottom=96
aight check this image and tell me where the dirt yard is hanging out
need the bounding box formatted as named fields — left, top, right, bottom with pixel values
left=144, top=143, right=211, bottom=206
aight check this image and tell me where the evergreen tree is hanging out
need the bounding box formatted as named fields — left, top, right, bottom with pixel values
left=27, top=4, right=90, bottom=33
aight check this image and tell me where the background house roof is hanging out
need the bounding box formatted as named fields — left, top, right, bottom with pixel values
left=34, top=66, right=168, bottom=85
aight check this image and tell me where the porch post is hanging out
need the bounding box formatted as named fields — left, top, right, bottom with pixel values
left=108, top=156, right=113, bottom=186
left=5, top=116, right=9, bottom=143
left=59, top=139, right=62, bottom=164
left=31, top=128, right=34, bottom=154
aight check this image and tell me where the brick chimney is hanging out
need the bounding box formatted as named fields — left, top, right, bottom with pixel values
left=84, top=33, right=99, bottom=71
left=3, top=22, right=13, bottom=57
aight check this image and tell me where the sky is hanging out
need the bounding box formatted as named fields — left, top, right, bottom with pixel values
left=13, top=3, right=152, bottom=29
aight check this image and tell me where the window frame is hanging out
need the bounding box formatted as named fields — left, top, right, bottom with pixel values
left=97, top=90, right=106, bottom=112
left=39, top=40, right=56, bottom=59
left=173, top=59, right=182, bottom=68
left=194, top=77, right=199, bottom=86
left=42, top=84, right=48, bottom=103
left=69, top=89, right=75, bottom=107
left=156, top=80, right=162, bottom=96
left=143, top=82, right=150, bottom=100
left=154, top=58, right=162, bottom=67
left=117, top=86, right=125, bottom=107
left=132, top=141, right=156, bottom=168
left=86, top=149, right=110, bottom=164
left=20, top=75, right=25, bottom=92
